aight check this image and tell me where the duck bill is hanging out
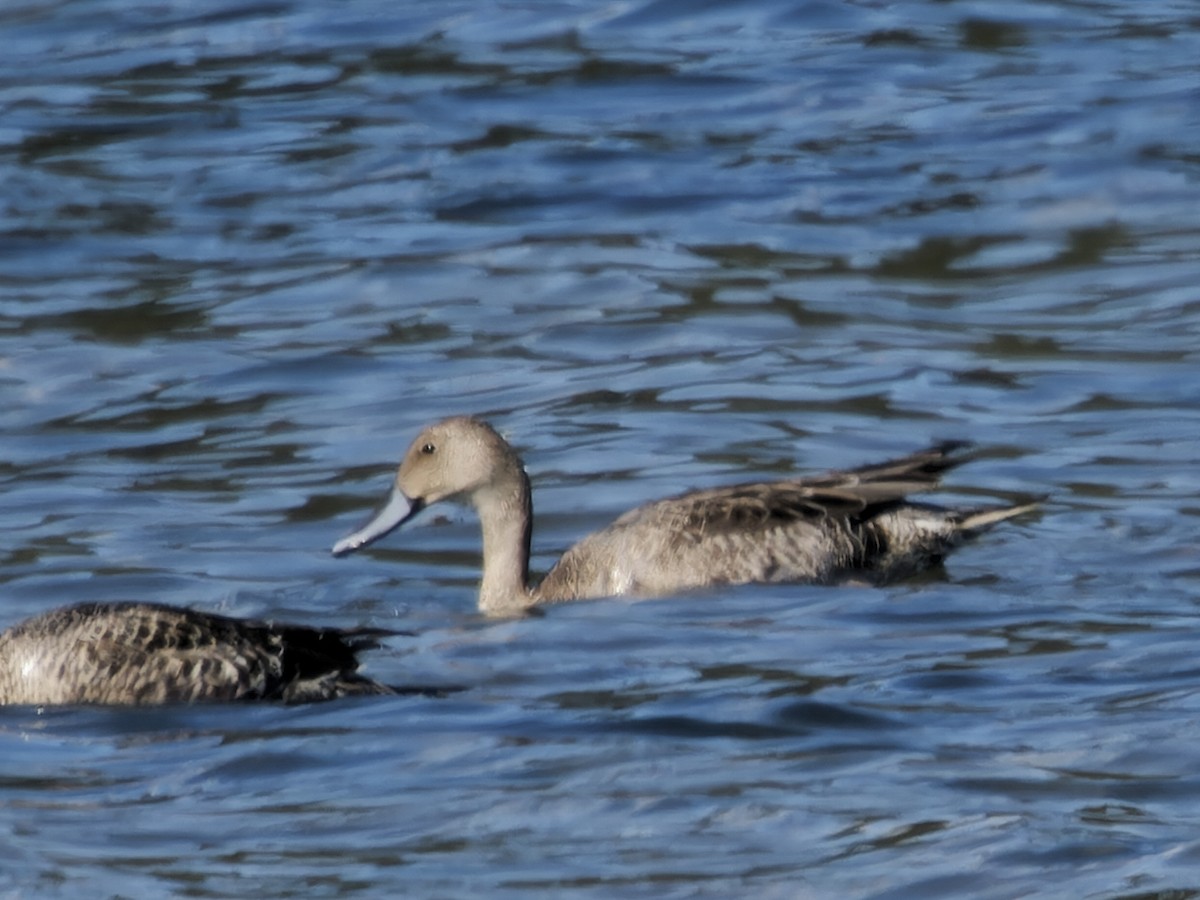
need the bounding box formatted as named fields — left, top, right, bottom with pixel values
left=332, top=487, right=424, bottom=557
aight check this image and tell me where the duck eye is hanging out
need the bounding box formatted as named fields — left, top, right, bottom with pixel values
left=421, top=442, right=436, bottom=455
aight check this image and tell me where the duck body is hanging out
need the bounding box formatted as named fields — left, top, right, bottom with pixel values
left=0, top=601, right=402, bottom=706
left=540, top=491, right=967, bottom=601
left=333, top=417, right=1038, bottom=617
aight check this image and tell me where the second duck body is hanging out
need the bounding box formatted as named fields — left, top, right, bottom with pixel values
left=0, top=601, right=402, bottom=706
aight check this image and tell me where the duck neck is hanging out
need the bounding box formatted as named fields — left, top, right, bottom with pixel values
left=475, top=466, right=536, bottom=616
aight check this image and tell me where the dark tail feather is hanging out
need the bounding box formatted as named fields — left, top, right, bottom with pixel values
left=807, top=441, right=977, bottom=506
left=844, top=440, right=975, bottom=485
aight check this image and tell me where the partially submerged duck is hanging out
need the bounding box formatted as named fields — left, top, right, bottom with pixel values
left=333, top=416, right=1038, bottom=616
left=0, top=601, right=407, bottom=706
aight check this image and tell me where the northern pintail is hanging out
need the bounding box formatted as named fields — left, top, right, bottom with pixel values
left=333, top=417, right=1037, bottom=616
left=0, top=601, right=406, bottom=706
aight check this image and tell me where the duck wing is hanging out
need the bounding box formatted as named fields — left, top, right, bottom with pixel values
left=617, top=441, right=975, bottom=536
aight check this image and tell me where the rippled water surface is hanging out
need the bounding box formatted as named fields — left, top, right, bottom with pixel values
left=3, top=0, right=1200, bottom=896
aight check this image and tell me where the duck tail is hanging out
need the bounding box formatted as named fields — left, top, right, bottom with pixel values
left=957, top=496, right=1044, bottom=535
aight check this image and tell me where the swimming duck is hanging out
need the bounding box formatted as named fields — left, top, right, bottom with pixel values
left=0, top=601, right=405, bottom=706
left=332, top=416, right=1037, bottom=616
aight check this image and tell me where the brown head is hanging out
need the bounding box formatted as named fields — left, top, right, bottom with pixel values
left=331, top=417, right=526, bottom=557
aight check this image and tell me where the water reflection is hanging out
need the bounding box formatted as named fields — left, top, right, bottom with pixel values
left=2, top=0, right=1200, bottom=895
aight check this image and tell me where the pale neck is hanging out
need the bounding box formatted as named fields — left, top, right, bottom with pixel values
left=474, top=467, right=537, bottom=616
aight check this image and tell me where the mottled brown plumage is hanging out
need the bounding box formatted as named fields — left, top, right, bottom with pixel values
left=0, top=602, right=405, bottom=706
left=333, top=417, right=1038, bottom=617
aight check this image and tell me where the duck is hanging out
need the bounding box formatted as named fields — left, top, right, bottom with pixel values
left=0, top=601, right=408, bottom=706
left=332, top=416, right=1038, bottom=617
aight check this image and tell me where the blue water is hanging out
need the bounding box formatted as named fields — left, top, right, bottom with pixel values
left=3, top=0, right=1200, bottom=895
